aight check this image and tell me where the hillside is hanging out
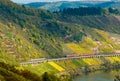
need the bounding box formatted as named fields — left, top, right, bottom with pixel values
left=0, top=62, right=61, bottom=81
left=1, top=0, right=120, bottom=80
left=0, top=0, right=120, bottom=63
left=0, top=22, right=46, bottom=64
left=24, top=1, right=120, bottom=11
left=0, top=0, right=65, bottom=59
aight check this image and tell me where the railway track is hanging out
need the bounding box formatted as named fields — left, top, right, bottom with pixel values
left=21, top=53, right=120, bottom=66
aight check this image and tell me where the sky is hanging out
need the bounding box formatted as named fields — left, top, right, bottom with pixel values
left=11, top=0, right=111, bottom=4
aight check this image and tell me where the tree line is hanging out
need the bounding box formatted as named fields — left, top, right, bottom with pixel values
left=58, top=7, right=120, bottom=16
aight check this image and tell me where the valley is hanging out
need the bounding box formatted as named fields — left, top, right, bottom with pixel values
left=24, top=1, right=120, bottom=11
left=0, top=0, right=120, bottom=81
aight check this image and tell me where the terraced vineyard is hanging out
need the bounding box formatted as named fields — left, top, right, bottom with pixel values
left=1, top=0, right=120, bottom=80
left=0, top=23, right=45, bottom=64
left=23, top=56, right=120, bottom=76
left=48, top=62, right=65, bottom=71
left=23, top=62, right=59, bottom=76
left=82, top=58, right=103, bottom=65
left=66, top=43, right=94, bottom=54
left=105, top=57, right=120, bottom=63
left=65, top=29, right=120, bottom=55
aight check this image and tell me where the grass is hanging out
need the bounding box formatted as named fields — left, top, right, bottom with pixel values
left=23, top=62, right=59, bottom=76
left=71, top=59, right=88, bottom=67
left=55, top=59, right=88, bottom=70
left=24, top=59, right=88, bottom=75
left=23, top=57, right=120, bottom=76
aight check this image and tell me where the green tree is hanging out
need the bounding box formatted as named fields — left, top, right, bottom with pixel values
left=42, top=72, right=60, bottom=81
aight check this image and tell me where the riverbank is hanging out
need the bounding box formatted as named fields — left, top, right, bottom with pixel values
left=73, top=70, right=120, bottom=81
left=55, top=60, right=120, bottom=81
left=22, top=56, right=120, bottom=81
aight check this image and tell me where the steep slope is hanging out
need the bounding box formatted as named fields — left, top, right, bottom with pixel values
left=0, top=22, right=46, bottom=64
left=0, top=62, right=42, bottom=81
left=0, top=0, right=64, bottom=58
left=65, top=29, right=120, bottom=55
left=0, top=62, right=61, bottom=81
left=0, top=0, right=120, bottom=63
left=1, top=0, right=120, bottom=79
left=56, top=8, right=120, bottom=34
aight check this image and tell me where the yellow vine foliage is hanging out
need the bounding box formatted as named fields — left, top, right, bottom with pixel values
left=66, top=43, right=93, bottom=54
left=81, top=37, right=97, bottom=47
left=48, top=62, right=65, bottom=72
left=83, top=58, right=103, bottom=65
left=106, top=57, right=120, bottom=63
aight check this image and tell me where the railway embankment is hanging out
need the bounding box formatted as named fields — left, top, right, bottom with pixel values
left=22, top=54, right=120, bottom=79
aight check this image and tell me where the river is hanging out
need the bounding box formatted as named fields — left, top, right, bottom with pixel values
left=73, top=70, right=120, bottom=81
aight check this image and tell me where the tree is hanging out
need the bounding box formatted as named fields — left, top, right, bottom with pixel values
left=42, top=72, right=60, bottom=81
left=114, top=74, right=120, bottom=81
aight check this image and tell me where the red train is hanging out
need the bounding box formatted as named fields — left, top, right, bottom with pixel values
left=66, top=54, right=95, bottom=57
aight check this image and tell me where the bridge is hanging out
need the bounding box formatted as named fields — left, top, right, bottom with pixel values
left=20, top=53, right=120, bottom=66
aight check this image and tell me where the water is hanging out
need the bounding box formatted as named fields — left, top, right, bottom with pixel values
left=74, top=70, right=120, bottom=81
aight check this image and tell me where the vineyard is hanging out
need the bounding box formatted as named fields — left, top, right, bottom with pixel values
left=66, top=43, right=94, bottom=54
left=65, top=29, right=120, bottom=55
left=1, top=0, right=120, bottom=80
left=23, top=56, right=120, bottom=76
left=82, top=58, right=103, bottom=65
left=105, top=57, right=120, bottom=63
left=48, top=62, right=65, bottom=71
